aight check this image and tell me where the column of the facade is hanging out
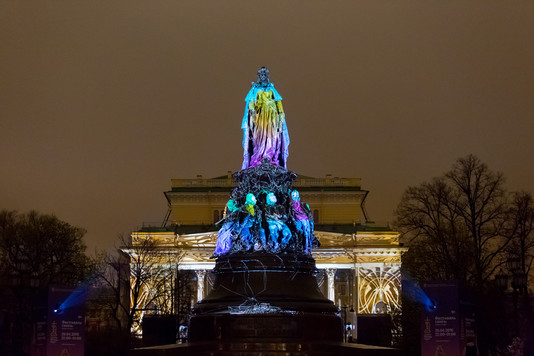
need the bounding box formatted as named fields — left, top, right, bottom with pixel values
left=354, top=263, right=360, bottom=314
left=196, top=270, right=207, bottom=302
left=325, top=268, right=337, bottom=302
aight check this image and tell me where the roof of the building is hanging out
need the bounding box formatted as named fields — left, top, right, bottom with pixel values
left=314, top=223, right=393, bottom=233
left=138, top=224, right=217, bottom=234
left=138, top=222, right=394, bottom=235
left=167, top=173, right=365, bottom=193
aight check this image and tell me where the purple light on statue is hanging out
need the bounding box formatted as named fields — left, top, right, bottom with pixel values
left=241, top=67, right=289, bottom=170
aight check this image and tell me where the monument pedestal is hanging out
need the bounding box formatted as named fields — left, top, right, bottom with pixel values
left=189, top=252, right=342, bottom=345
left=131, top=252, right=404, bottom=355
left=197, top=252, right=338, bottom=313
left=190, top=313, right=343, bottom=344
left=131, top=341, right=401, bottom=355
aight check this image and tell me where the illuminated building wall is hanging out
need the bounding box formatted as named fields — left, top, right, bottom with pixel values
left=125, top=173, right=406, bottom=334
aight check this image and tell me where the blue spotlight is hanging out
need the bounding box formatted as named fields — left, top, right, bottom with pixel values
left=402, top=276, right=434, bottom=308
left=426, top=299, right=437, bottom=312
left=58, top=282, right=90, bottom=311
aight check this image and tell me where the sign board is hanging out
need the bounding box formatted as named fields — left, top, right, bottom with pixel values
left=421, top=281, right=476, bottom=356
left=31, top=286, right=85, bottom=356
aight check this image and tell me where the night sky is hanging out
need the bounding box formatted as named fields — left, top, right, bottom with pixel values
left=1, top=1, right=533, bottom=252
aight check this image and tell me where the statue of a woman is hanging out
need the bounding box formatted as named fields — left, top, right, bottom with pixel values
left=241, top=67, right=290, bottom=169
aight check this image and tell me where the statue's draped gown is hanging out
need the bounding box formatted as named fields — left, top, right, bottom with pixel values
left=241, top=83, right=289, bottom=169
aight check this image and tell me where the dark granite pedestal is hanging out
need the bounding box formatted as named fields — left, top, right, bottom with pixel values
left=131, top=251, right=401, bottom=355
left=130, top=253, right=400, bottom=355
left=189, top=313, right=343, bottom=345
left=131, top=341, right=401, bottom=356
left=196, top=252, right=339, bottom=314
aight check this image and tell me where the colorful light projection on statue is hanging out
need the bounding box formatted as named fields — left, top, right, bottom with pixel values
left=213, top=68, right=317, bottom=257
left=242, top=67, right=289, bottom=170
left=213, top=162, right=317, bottom=257
left=291, top=190, right=314, bottom=254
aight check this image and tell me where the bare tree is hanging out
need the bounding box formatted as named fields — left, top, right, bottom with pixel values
left=94, top=234, right=184, bottom=333
left=395, top=156, right=524, bottom=355
left=174, top=269, right=196, bottom=324
left=149, top=252, right=189, bottom=316
left=447, top=155, right=511, bottom=288
left=92, top=248, right=130, bottom=331
left=395, top=177, right=471, bottom=282
left=395, top=155, right=511, bottom=289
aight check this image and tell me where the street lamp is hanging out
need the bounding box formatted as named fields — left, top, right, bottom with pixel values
left=340, top=305, right=355, bottom=343
left=512, top=272, right=528, bottom=296
left=347, top=306, right=354, bottom=342
left=507, top=257, right=527, bottom=296
left=29, top=272, right=39, bottom=289
left=495, top=268, right=508, bottom=291
left=498, top=257, right=529, bottom=341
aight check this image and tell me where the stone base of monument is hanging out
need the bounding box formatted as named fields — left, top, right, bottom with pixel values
left=188, top=252, right=344, bottom=345
left=131, top=341, right=401, bottom=356
left=130, top=254, right=399, bottom=355
left=196, top=252, right=339, bottom=341
left=189, top=312, right=343, bottom=343
left=196, top=252, right=339, bottom=314
left=129, top=252, right=401, bottom=355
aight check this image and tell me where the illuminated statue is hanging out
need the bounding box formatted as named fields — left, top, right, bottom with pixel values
left=212, top=68, right=318, bottom=257
left=193, top=69, right=341, bottom=346
left=242, top=67, right=290, bottom=169
left=196, top=67, right=343, bottom=340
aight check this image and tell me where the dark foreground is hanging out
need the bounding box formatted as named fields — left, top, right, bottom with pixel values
left=131, top=341, right=401, bottom=356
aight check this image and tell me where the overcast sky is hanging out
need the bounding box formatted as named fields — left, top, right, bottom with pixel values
left=1, top=1, right=533, bottom=252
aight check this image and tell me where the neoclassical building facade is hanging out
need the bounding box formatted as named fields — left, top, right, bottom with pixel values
left=127, top=172, right=406, bottom=335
